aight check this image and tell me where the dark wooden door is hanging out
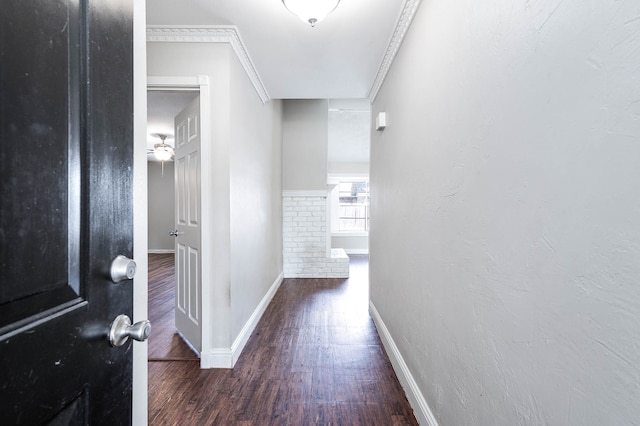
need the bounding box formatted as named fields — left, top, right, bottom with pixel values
left=0, top=0, right=135, bottom=424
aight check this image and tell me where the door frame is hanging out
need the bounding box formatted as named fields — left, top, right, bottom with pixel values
left=133, top=1, right=147, bottom=424
left=146, top=75, right=212, bottom=359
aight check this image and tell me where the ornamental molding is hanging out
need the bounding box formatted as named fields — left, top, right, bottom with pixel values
left=147, top=25, right=270, bottom=103
left=368, top=0, right=422, bottom=102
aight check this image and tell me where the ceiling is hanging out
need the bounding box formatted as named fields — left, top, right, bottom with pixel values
left=146, top=0, right=408, bottom=100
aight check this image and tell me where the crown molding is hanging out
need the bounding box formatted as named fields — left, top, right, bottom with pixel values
left=146, top=25, right=270, bottom=103
left=368, top=0, right=422, bottom=103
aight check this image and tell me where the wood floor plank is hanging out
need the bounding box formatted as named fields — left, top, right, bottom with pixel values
left=148, top=254, right=418, bottom=425
left=147, top=253, right=199, bottom=360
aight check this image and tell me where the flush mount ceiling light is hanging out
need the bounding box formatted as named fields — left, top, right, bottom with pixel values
left=282, top=0, right=340, bottom=27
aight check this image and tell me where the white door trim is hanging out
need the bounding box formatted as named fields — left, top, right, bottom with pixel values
left=132, top=1, right=148, bottom=424
left=146, top=75, right=212, bottom=365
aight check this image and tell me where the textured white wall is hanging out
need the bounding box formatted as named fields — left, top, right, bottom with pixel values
left=370, top=1, right=640, bottom=425
left=147, top=161, right=175, bottom=251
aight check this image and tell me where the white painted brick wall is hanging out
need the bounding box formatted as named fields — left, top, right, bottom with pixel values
left=282, top=194, right=349, bottom=278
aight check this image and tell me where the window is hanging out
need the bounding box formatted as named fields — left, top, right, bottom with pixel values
left=337, top=180, right=369, bottom=232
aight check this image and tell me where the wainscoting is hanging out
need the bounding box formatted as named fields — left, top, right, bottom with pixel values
left=282, top=191, right=350, bottom=278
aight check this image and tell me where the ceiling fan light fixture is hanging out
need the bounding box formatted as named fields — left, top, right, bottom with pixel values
left=153, top=144, right=174, bottom=162
left=150, top=134, right=175, bottom=162
left=282, top=0, right=340, bottom=27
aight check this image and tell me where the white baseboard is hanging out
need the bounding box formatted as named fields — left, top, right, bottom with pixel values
left=369, top=301, right=439, bottom=426
left=200, top=271, right=284, bottom=369
left=200, top=348, right=232, bottom=369
left=230, top=271, right=284, bottom=366
left=148, top=249, right=175, bottom=254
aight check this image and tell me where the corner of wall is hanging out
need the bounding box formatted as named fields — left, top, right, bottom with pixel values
left=201, top=272, right=284, bottom=369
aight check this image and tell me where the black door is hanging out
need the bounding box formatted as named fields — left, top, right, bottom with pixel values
left=0, top=0, right=136, bottom=424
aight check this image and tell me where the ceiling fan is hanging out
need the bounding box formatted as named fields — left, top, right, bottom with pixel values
left=148, top=134, right=175, bottom=176
left=148, top=134, right=175, bottom=161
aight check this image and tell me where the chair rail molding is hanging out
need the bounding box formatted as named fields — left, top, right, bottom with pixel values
left=147, top=25, right=270, bottom=103
left=368, top=0, right=422, bottom=102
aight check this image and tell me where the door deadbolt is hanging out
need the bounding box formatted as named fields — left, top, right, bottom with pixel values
left=109, top=314, right=151, bottom=347
left=110, top=255, right=136, bottom=283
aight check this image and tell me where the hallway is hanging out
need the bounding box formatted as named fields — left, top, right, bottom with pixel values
left=147, top=254, right=418, bottom=424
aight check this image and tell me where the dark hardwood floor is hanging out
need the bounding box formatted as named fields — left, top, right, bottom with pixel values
left=148, top=253, right=418, bottom=425
left=148, top=253, right=199, bottom=360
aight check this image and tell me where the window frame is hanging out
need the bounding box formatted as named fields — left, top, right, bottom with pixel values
left=329, top=176, right=370, bottom=236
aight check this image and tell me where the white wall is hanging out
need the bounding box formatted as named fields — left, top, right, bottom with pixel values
left=327, top=162, right=369, bottom=176
left=229, top=51, right=283, bottom=343
left=331, top=235, right=368, bottom=255
left=147, top=161, right=175, bottom=252
left=282, top=100, right=328, bottom=191
left=148, top=41, right=233, bottom=352
left=147, top=41, right=283, bottom=364
left=370, top=1, right=640, bottom=425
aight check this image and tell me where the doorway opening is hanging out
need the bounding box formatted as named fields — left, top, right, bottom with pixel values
left=147, top=89, right=199, bottom=362
left=147, top=75, right=213, bottom=372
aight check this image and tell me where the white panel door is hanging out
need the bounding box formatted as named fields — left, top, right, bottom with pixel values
left=174, top=96, right=202, bottom=351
